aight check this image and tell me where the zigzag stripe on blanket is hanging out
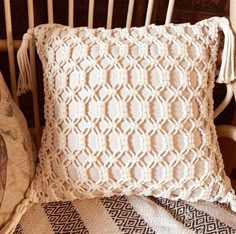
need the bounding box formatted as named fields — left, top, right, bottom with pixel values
left=101, top=196, right=155, bottom=234
left=42, top=201, right=89, bottom=233
left=13, top=196, right=236, bottom=234
left=149, top=197, right=236, bottom=234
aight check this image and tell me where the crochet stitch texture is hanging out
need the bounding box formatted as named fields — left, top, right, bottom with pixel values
left=23, top=19, right=235, bottom=208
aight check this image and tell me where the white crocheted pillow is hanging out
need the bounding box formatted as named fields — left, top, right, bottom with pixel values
left=18, top=17, right=236, bottom=209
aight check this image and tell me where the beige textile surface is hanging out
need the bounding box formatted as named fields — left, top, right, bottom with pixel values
left=13, top=196, right=236, bottom=234
left=0, top=72, right=36, bottom=229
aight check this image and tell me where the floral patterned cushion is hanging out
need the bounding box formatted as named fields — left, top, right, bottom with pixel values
left=0, top=72, right=36, bottom=229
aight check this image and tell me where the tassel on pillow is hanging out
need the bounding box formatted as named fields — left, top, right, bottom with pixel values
left=16, top=28, right=34, bottom=96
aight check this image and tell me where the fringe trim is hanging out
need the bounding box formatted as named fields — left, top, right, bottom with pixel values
left=216, top=17, right=236, bottom=83
left=0, top=198, right=32, bottom=234
left=17, top=28, right=34, bottom=96
left=0, top=185, right=38, bottom=234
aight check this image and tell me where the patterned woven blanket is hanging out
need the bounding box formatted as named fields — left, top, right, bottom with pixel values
left=13, top=196, right=236, bottom=234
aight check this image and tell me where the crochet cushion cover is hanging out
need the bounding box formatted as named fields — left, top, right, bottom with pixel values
left=19, top=18, right=236, bottom=208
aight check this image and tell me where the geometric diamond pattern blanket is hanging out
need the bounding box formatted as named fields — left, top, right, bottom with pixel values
left=13, top=196, right=236, bottom=234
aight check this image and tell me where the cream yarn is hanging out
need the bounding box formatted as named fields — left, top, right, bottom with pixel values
left=4, top=16, right=236, bottom=234
left=21, top=17, right=235, bottom=206
left=4, top=18, right=235, bottom=234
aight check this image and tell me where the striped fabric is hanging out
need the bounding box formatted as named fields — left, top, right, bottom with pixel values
left=13, top=196, right=236, bottom=234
